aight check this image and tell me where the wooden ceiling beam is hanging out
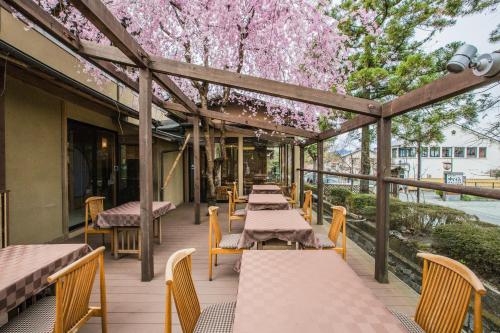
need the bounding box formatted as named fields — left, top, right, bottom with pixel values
left=164, top=101, right=318, bottom=139
left=382, top=69, right=500, bottom=118
left=212, top=123, right=295, bottom=144
left=79, top=41, right=382, bottom=117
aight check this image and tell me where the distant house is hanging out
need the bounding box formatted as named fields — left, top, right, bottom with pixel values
left=392, top=124, right=500, bottom=180
left=335, top=149, right=377, bottom=175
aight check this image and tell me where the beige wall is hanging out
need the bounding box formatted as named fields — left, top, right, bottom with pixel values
left=5, top=77, right=64, bottom=244
left=156, top=141, right=185, bottom=207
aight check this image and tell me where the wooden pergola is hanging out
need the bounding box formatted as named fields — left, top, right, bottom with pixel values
left=6, top=0, right=500, bottom=282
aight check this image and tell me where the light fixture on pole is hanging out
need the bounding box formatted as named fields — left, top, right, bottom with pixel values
left=446, top=44, right=500, bottom=77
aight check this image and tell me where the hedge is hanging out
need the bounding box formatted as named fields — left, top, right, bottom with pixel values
left=433, top=223, right=500, bottom=284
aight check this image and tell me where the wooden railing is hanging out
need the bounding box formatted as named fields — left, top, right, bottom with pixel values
left=1, top=190, right=9, bottom=248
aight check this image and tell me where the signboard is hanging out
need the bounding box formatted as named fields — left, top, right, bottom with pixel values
left=444, top=172, right=465, bottom=185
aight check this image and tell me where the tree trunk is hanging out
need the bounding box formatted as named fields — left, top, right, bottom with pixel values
left=220, top=122, right=228, bottom=185
left=416, top=142, right=422, bottom=203
left=203, top=120, right=216, bottom=203
left=360, top=125, right=371, bottom=193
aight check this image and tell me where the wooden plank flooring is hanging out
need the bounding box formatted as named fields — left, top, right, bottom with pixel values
left=73, top=203, right=418, bottom=333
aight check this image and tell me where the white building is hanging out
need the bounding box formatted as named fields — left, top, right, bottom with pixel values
left=392, top=124, right=500, bottom=180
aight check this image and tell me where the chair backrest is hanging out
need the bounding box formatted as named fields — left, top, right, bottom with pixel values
left=232, top=182, right=239, bottom=200
left=289, top=183, right=297, bottom=200
left=227, top=190, right=236, bottom=215
left=165, top=248, right=200, bottom=333
left=48, top=246, right=106, bottom=333
left=414, top=253, right=486, bottom=333
left=329, top=206, right=346, bottom=246
left=303, top=190, right=312, bottom=213
left=208, top=206, right=222, bottom=246
left=85, top=196, right=105, bottom=226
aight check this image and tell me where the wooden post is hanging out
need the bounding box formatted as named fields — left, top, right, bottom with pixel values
left=238, top=136, right=243, bottom=195
left=299, top=146, right=305, bottom=207
left=192, top=117, right=200, bottom=224
left=0, top=60, right=5, bottom=192
left=139, top=68, right=154, bottom=281
left=61, top=102, right=69, bottom=239
left=317, top=141, right=324, bottom=225
left=183, top=148, right=189, bottom=203
left=375, top=117, right=391, bottom=283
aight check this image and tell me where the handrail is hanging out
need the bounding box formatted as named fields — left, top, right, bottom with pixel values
left=1, top=190, right=9, bottom=248
left=297, top=169, right=500, bottom=200
left=297, top=168, right=377, bottom=181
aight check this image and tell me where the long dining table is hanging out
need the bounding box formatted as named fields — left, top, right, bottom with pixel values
left=246, top=193, right=290, bottom=211
left=251, top=184, right=282, bottom=194
left=233, top=250, right=408, bottom=333
left=0, top=244, right=90, bottom=324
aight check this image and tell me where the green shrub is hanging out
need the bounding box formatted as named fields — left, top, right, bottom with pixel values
left=435, top=190, right=444, bottom=198
left=433, top=223, right=500, bottom=284
left=348, top=193, right=376, bottom=214
left=329, top=187, right=352, bottom=206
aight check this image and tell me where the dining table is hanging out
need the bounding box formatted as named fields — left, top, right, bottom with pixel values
left=237, top=210, right=317, bottom=249
left=0, top=244, right=90, bottom=325
left=233, top=250, right=408, bottom=333
left=97, top=201, right=175, bottom=258
left=246, top=193, right=290, bottom=211
left=251, top=184, right=282, bottom=194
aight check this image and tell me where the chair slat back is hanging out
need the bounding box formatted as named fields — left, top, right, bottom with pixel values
left=85, top=196, right=105, bottom=224
left=232, top=182, right=239, bottom=200
left=289, top=183, right=297, bottom=200
left=415, top=253, right=486, bottom=333
left=329, top=206, right=346, bottom=245
left=48, top=247, right=106, bottom=333
left=165, top=249, right=200, bottom=333
left=227, top=191, right=235, bottom=216
left=303, top=190, right=312, bottom=213
left=208, top=206, right=222, bottom=245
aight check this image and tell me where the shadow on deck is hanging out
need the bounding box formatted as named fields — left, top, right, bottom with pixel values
left=69, top=203, right=418, bottom=333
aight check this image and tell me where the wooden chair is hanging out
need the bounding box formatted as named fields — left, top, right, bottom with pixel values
left=286, top=183, right=297, bottom=208
left=296, top=190, right=313, bottom=224
left=165, top=248, right=236, bottom=333
left=208, top=206, right=246, bottom=281
left=227, top=191, right=246, bottom=232
left=392, top=253, right=487, bottom=333
left=305, top=206, right=346, bottom=260
left=0, top=247, right=108, bottom=333
left=84, top=196, right=113, bottom=252
left=232, top=182, right=248, bottom=204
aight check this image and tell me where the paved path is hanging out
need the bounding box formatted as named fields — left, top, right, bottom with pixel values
left=399, top=191, right=500, bottom=226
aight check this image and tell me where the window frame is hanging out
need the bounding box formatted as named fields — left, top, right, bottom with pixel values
left=429, top=146, right=440, bottom=158
left=454, top=147, right=465, bottom=158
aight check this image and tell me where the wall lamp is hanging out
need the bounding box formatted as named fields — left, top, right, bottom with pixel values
left=446, top=44, right=500, bottom=77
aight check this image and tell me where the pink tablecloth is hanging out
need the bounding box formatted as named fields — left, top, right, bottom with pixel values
left=237, top=210, right=317, bottom=248
left=0, top=244, right=90, bottom=320
left=96, top=201, right=175, bottom=228
left=246, top=194, right=290, bottom=211
left=233, top=251, right=407, bottom=333
left=251, top=184, right=282, bottom=194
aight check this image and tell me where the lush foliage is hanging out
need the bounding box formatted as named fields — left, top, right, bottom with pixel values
left=434, top=223, right=500, bottom=284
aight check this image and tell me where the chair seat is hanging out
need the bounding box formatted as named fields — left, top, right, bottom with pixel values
left=87, top=224, right=112, bottom=233
left=306, top=234, right=335, bottom=248
left=233, top=209, right=247, bottom=217
left=389, top=310, right=425, bottom=333
left=0, top=297, right=55, bottom=333
left=238, top=195, right=248, bottom=200
left=219, top=233, right=243, bottom=249
left=193, top=302, right=236, bottom=333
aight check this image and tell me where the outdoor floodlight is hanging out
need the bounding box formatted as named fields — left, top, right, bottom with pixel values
left=447, top=44, right=500, bottom=77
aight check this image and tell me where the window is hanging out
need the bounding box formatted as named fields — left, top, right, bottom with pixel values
left=409, top=147, right=416, bottom=157
left=430, top=147, right=440, bottom=157
left=392, top=148, right=398, bottom=158
left=442, top=147, right=452, bottom=158
left=479, top=147, right=487, bottom=158
left=466, top=147, right=477, bottom=158
left=420, top=147, right=428, bottom=157
left=399, top=148, right=409, bottom=157
left=454, top=147, right=465, bottom=158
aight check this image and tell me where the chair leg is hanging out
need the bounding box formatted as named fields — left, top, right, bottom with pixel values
left=84, top=231, right=88, bottom=245
left=102, top=234, right=105, bottom=246
left=214, top=254, right=218, bottom=266
left=209, top=252, right=213, bottom=281
left=228, top=219, right=232, bottom=233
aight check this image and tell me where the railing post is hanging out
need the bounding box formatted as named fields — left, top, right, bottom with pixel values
left=375, top=117, right=391, bottom=283
left=299, top=146, right=305, bottom=207
left=192, top=116, right=201, bottom=225
left=139, top=68, right=154, bottom=281
left=317, top=141, right=324, bottom=225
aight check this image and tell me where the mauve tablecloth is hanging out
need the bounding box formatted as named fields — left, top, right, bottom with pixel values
left=0, top=244, right=90, bottom=321
left=237, top=210, right=317, bottom=249
left=246, top=194, right=290, bottom=211
left=251, top=184, right=282, bottom=194
left=97, top=201, right=175, bottom=228
left=233, top=251, right=408, bottom=333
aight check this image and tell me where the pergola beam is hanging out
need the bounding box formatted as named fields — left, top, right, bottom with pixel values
left=79, top=41, right=382, bottom=117
left=164, top=102, right=317, bottom=139
left=212, top=123, right=295, bottom=144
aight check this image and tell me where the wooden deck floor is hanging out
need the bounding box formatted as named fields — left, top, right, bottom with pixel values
left=74, top=203, right=418, bottom=333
